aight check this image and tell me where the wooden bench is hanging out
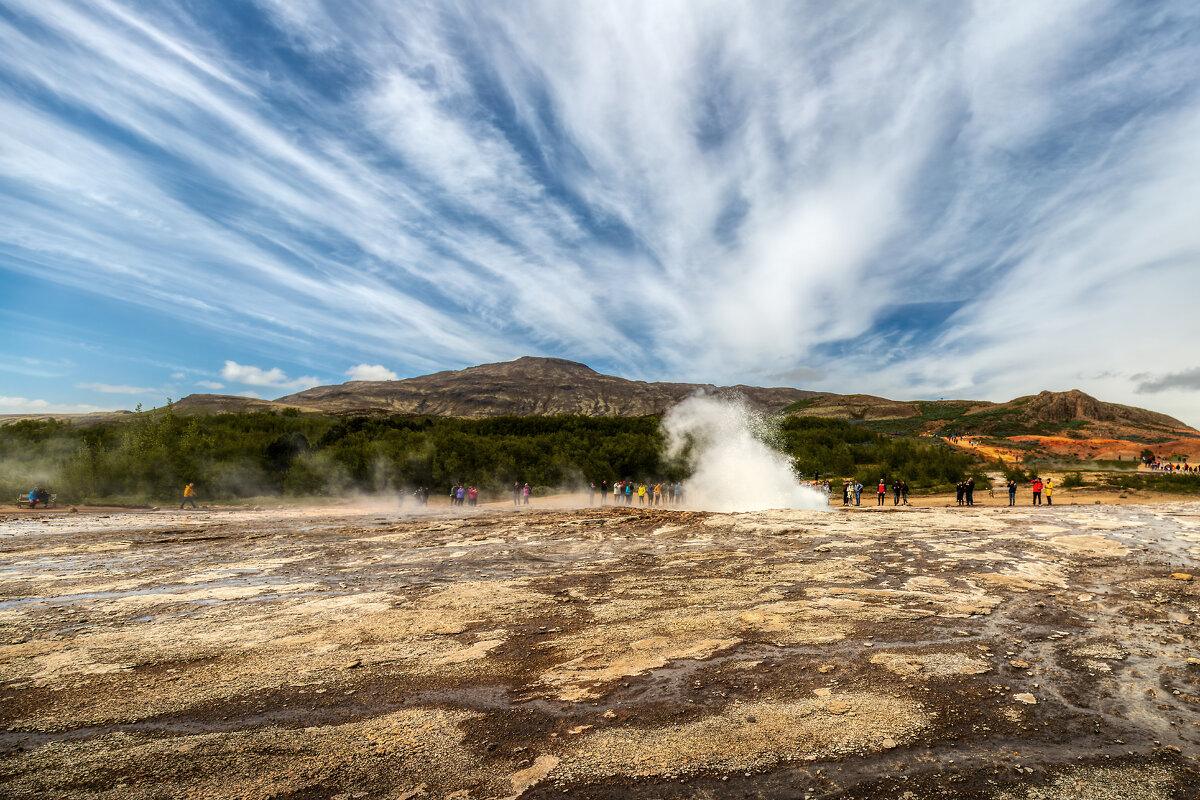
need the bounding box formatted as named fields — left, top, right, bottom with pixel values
left=16, top=493, right=56, bottom=509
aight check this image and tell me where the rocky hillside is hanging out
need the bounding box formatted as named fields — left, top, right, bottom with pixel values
left=7, top=358, right=1194, bottom=441
left=273, top=357, right=822, bottom=417
left=787, top=388, right=1196, bottom=440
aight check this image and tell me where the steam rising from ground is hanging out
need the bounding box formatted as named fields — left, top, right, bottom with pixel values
left=664, top=394, right=829, bottom=513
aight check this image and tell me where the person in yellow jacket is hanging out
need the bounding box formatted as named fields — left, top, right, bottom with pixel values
left=637, top=483, right=647, bottom=505
left=180, top=483, right=198, bottom=509
left=1044, top=478, right=1052, bottom=506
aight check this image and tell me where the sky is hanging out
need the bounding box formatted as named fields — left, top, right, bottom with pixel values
left=2, top=1, right=1200, bottom=426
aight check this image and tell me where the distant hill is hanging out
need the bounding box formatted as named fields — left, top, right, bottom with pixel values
left=787, top=388, right=1195, bottom=441
left=273, top=357, right=823, bottom=417
left=4, top=358, right=1194, bottom=442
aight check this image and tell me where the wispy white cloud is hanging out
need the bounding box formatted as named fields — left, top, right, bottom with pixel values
left=77, top=381, right=157, bottom=394
left=1, top=1, right=1199, bottom=426
left=346, top=364, right=398, bottom=381
left=196, top=380, right=225, bottom=390
left=0, top=396, right=106, bottom=414
left=220, top=361, right=319, bottom=391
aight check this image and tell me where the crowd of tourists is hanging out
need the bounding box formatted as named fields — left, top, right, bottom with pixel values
left=587, top=480, right=685, bottom=506
left=1144, top=459, right=1194, bottom=473
left=838, top=479, right=909, bottom=506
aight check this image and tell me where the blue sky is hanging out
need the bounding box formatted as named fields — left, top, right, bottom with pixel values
left=3, top=1, right=1200, bottom=426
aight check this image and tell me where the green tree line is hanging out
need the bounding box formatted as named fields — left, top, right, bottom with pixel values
left=0, top=411, right=984, bottom=504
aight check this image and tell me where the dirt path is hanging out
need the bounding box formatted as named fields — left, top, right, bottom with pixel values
left=1, top=503, right=1198, bottom=798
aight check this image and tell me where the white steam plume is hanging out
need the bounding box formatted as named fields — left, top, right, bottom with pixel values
left=663, top=394, right=830, bottom=513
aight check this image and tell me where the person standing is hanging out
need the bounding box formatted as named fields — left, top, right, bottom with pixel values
left=522, top=483, right=531, bottom=504
left=1007, top=479, right=1017, bottom=506
left=956, top=481, right=964, bottom=506
left=513, top=482, right=521, bottom=505
left=877, top=479, right=886, bottom=506
left=600, top=480, right=608, bottom=505
left=900, top=480, right=909, bottom=505
left=853, top=481, right=863, bottom=506
left=181, top=483, right=197, bottom=509
left=892, top=480, right=902, bottom=505
left=842, top=482, right=850, bottom=506
left=1031, top=477, right=1043, bottom=505
left=1044, top=478, right=1053, bottom=505
left=588, top=482, right=595, bottom=506
left=966, top=477, right=975, bottom=506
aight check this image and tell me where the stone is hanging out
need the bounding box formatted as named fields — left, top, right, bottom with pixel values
left=1010, top=661, right=1030, bottom=669
left=1169, top=573, right=1193, bottom=581
left=1013, top=693, right=1037, bottom=705
left=344, top=659, right=362, bottom=669
left=882, top=738, right=897, bottom=749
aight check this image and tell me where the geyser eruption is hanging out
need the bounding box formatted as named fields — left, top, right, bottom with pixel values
left=663, top=394, right=830, bottom=513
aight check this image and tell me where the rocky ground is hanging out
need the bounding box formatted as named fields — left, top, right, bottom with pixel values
left=1, top=500, right=1198, bottom=799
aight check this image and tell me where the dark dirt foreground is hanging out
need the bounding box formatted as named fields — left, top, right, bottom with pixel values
left=1, top=501, right=1198, bottom=799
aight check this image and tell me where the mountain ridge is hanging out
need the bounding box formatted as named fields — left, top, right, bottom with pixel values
left=4, top=357, right=1195, bottom=440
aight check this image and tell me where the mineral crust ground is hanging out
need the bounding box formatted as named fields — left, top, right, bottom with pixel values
left=1, top=500, right=1199, bottom=799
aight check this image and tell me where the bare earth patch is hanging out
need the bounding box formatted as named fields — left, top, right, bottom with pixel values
left=1, top=501, right=1198, bottom=798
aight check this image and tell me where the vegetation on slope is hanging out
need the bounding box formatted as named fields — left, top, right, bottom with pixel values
left=1, top=411, right=984, bottom=505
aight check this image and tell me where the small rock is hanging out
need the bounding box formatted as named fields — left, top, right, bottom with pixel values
left=345, top=659, right=362, bottom=669
left=567, top=725, right=592, bottom=735
left=1186, top=658, right=1200, bottom=666
left=882, top=738, right=897, bottom=749
left=746, top=716, right=757, bottom=723
left=602, top=709, right=617, bottom=719
left=818, top=664, right=836, bottom=674
left=813, top=687, right=832, bottom=697
left=1169, top=573, right=1193, bottom=581
left=1010, top=661, right=1030, bottom=669
left=1013, top=693, right=1037, bottom=705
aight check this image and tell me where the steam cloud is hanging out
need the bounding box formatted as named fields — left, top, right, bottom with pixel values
left=663, top=394, right=829, bottom=513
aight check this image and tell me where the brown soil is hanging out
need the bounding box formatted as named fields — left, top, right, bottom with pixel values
left=1, top=501, right=1198, bottom=798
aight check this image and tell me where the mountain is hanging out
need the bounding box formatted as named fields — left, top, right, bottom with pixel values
left=273, top=357, right=822, bottom=417
left=5, top=358, right=1194, bottom=442
left=786, top=387, right=1196, bottom=440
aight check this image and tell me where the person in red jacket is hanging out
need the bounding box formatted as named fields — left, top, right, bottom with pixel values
left=1031, top=477, right=1043, bottom=505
